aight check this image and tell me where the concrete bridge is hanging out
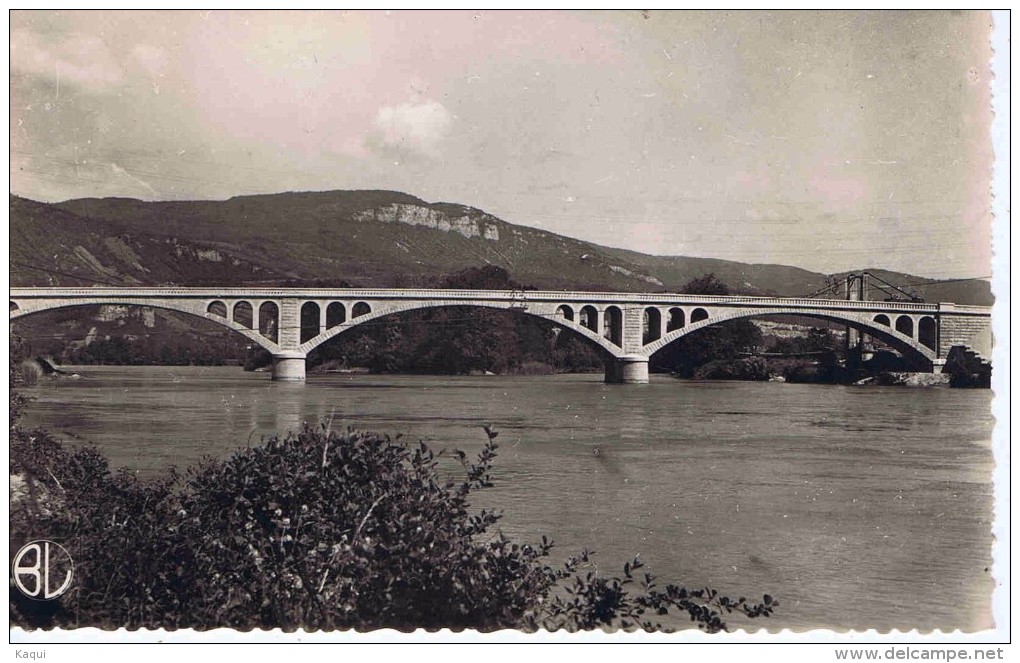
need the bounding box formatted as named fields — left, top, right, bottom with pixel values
left=9, top=287, right=992, bottom=383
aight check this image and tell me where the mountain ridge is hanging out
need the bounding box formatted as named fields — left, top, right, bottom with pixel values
left=8, top=191, right=992, bottom=306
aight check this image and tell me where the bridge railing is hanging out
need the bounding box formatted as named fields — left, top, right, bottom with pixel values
left=8, top=287, right=988, bottom=315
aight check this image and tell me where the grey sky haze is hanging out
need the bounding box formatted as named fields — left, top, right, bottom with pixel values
left=10, top=10, right=995, bottom=279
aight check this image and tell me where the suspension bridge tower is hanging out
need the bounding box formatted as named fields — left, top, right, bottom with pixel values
left=844, top=273, right=874, bottom=367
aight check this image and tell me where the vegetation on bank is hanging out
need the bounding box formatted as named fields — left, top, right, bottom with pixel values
left=9, top=350, right=777, bottom=631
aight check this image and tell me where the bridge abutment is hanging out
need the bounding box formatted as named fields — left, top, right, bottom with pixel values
left=271, top=352, right=307, bottom=381
left=604, top=355, right=649, bottom=384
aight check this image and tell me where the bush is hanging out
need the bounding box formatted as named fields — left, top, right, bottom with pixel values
left=243, top=348, right=273, bottom=372
left=692, top=357, right=770, bottom=381
left=782, top=362, right=834, bottom=384
left=10, top=424, right=776, bottom=632
left=505, top=361, right=557, bottom=376
left=17, top=359, right=42, bottom=386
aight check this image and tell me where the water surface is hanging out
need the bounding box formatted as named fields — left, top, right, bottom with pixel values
left=21, top=366, right=995, bottom=631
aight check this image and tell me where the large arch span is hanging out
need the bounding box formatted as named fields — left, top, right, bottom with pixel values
left=643, top=306, right=938, bottom=366
left=9, top=297, right=283, bottom=354
left=296, top=300, right=622, bottom=357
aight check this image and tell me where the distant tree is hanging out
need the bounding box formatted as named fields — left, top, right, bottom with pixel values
left=771, top=327, right=841, bottom=356
left=10, top=334, right=34, bottom=425
left=440, top=265, right=526, bottom=290
left=680, top=273, right=731, bottom=296
left=806, top=327, right=839, bottom=352
left=275, top=278, right=355, bottom=288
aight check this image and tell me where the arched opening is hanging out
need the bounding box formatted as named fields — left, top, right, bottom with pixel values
left=690, top=307, right=709, bottom=323
left=895, top=315, right=914, bottom=338
left=300, top=302, right=321, bottom=344
left=10, top=301, right=19, bottom=312
left=556, top=305, right=574, bottom=322
left=352, top=302, right=371, bottom=318
left=643, top=307, right=662, bottom=343
left=207, top=300, right=227, bottom=318
left=918, top=316, right=937, bottom=350
left=580, top=305, right=599, bottom=332
left=259, top=301, right=279, bottom=342
left=874, top=314, right=890, bottom=326
left=667, top=307, right=685, bottom=332
left=233, top=301, right=253, bottom=329
left=326, top=302, right=346, bottom=328
left=603, top=306, right=623, bottom=347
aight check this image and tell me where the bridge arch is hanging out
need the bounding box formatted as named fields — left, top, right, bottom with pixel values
left=233, top=301, right=254, bottom=329
left=603, top=306, right=623, bottom=346
left=918, top=316, right=937, bottom=350
left=579, top=305, right=600, bottom=333
left=643, top=307, right=662, bottom=343
left=300, top=301, right=321, bottom=344
left=895, top=315, right=914, bottom=338
left=326, top=302, right=346, bottom=328
left=667, top=307, right=685, bottom=332
left=9, top=298, right=282, bottom=353
left=644, top=307, right=938, bottom=366
left=259, top=302, right=280, bottom=343
left=296, top=300, right=624, bottom=357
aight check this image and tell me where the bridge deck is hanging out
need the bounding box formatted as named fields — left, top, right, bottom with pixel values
left=8, top=287, right=991, bottom=316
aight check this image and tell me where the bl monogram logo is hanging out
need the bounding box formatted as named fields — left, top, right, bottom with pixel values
left=12, top=540, right=74, bottom=600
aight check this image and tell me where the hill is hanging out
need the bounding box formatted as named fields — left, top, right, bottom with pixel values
left=6, top=190, right=990, bottom=305
left=10, top=195, right=290, bottom=287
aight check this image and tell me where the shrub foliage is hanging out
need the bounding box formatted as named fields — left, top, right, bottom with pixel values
left=11, top=422, right=776, bottom=632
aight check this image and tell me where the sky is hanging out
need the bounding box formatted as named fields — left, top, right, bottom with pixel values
left=9, top=10, right=996, bottom=279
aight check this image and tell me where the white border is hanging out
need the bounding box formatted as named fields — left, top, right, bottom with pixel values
left=4, top=7, right=1011, bottom=655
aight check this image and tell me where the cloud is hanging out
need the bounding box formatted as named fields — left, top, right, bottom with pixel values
left=370, top=99, right=453, bottom=157
left=11, top=28, right=124, bottom=90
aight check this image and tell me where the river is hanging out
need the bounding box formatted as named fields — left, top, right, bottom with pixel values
left=19, top=366, right=995, bottom=632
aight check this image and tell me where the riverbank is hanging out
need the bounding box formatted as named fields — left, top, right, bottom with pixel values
left=306, top=358, right=603, bottom=377
left=676, top=355, right=989, bottom=388
left=26, top=353, right=988, bottom=389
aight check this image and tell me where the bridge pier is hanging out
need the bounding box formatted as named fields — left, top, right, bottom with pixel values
left=604, top=355, right=649, bottom=384
left=271, top=351, right=307, bottom=381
